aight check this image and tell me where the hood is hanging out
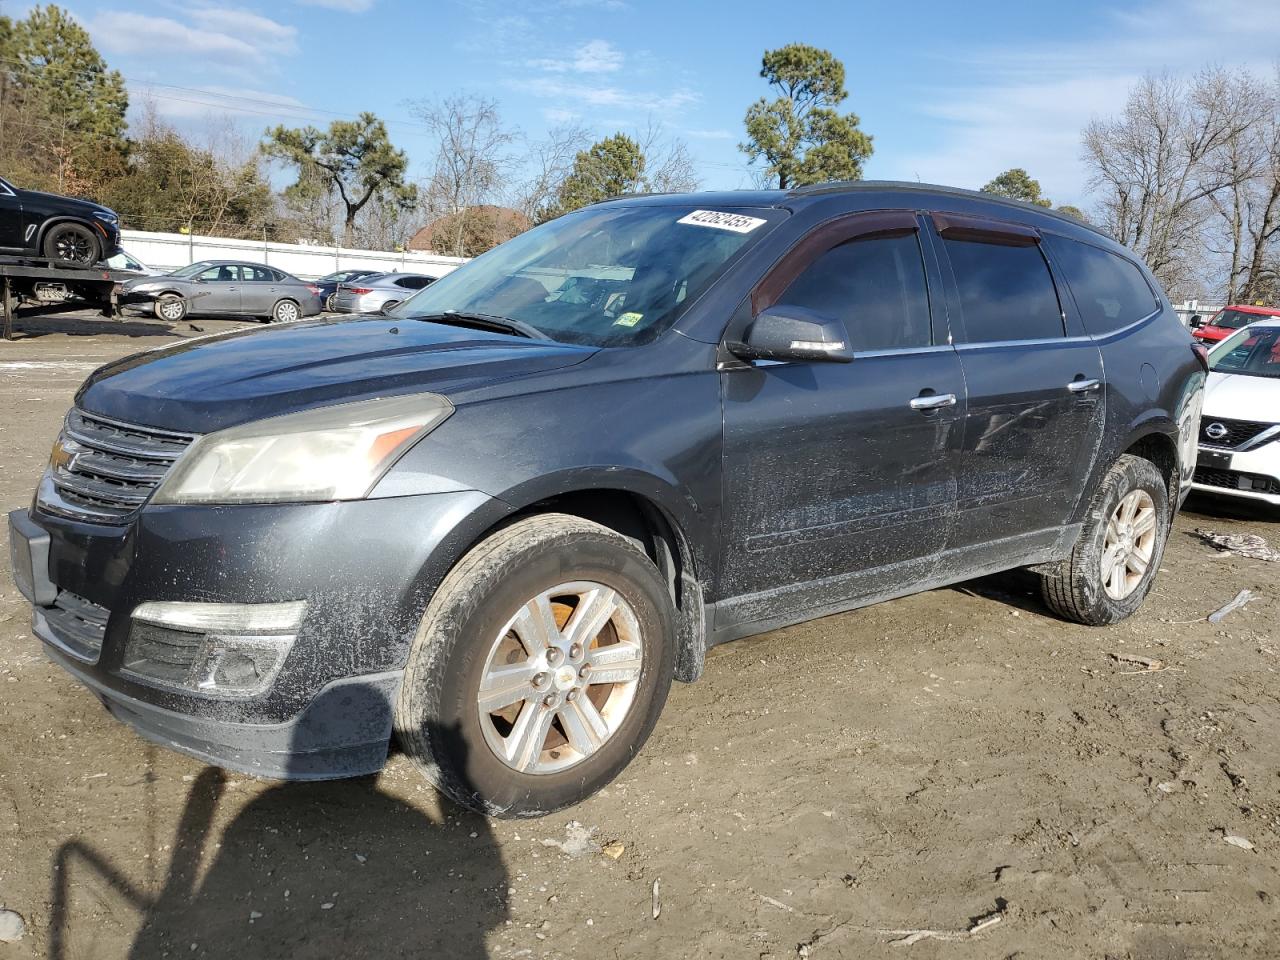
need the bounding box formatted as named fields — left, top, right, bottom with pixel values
left=76, top=316, right=597, bottom=433
left=1204, top=370, right=1280, bottom=418
left=23, top=188, right=115, bottom=217
left=123, top=273, right=188, bottom=290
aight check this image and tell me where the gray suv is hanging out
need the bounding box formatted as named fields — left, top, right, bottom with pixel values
left=8, top=183, right=1206, bottom=817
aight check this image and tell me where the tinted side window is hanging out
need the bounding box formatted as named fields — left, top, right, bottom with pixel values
left=396, top=276, right=433, bottom=290
left=944, top=238, right=1063, bottom=342
left=1044, top=236, right=1157, bottom=335
left=776, top=232, right=932, bottom=351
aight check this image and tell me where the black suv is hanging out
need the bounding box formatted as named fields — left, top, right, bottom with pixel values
left=0, top=175, right=122, bottom=264
left=7, top=183, right=1205, bottom=817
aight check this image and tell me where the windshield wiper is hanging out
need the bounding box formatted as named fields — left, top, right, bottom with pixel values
left=407, top=311, right=551, bottom=341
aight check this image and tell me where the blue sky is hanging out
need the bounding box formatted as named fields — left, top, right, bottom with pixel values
left=19, top=0, right=1280, bottom=207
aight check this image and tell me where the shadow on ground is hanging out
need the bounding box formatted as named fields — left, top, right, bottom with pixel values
left=47, top=713, right=508, bottom=959
left=6, top=310, right=183, bottom=339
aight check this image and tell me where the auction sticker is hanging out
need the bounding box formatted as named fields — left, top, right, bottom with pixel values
left=676, top=209, right=767, bottom=234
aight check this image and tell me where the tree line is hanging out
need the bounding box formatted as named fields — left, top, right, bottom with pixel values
left=1, top=5, right=1276, bottom=300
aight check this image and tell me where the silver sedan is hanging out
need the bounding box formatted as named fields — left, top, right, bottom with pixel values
left=329, top=272, right=439, bottom=314
left=120, top=260, right=324, bottom=323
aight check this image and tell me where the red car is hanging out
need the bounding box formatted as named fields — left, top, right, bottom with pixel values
left=1191, top=303, right=1280, bottom=342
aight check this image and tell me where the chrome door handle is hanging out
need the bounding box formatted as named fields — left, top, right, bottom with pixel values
left=1068, top=378, right=1101, bottom=393
left=909, top=393, right=957, bottom=411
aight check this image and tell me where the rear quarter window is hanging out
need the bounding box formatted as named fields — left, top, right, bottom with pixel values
left=1044, top=235, right=1158, bottom=336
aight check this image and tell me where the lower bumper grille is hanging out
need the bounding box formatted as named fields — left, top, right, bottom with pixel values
left=36, top=591, right=109, bottom=663
left=1194, top=467, right=1280, bottom=495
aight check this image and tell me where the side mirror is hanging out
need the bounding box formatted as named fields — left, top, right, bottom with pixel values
left=1189, top=314, right=1203, bottom=328
left=727, top=305, right=853, bottom=364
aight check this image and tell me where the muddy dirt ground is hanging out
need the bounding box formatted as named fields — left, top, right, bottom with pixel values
left=1, top=308, right=1278, bottom=960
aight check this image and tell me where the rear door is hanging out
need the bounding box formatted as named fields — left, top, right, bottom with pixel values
left=241, top=265, right=278, bottom=314
left=718, top=211, right=966, bottom=626
left=929, top=212, right=1104, bottom=560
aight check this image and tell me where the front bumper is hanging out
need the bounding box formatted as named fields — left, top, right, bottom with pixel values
left=8, top=488, right=502, bottom=778
left=1191, top=443, right=1280, bottom=506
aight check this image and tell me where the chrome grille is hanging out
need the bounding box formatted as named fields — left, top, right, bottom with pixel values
left=1199, top=416, right=1276, bottom=450
left=38, top=409, right=196, bottom=524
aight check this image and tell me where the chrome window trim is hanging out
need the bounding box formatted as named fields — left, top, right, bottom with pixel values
left=0, top=177, right=15, bottom=197
left=953, top=334, right=1095, bottom=351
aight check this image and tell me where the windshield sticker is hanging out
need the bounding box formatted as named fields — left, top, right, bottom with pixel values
left=676, top=210, right=767, bottom=234
left=613, top=312, right=643, bottom=327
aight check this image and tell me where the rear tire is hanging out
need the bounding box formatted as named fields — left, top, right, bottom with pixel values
left=1039, top=454, right=1169, bottom=625
left=395, top=513, right=676, bottom=818
left=42, top=223, right=100, bottom=265
left=271, top=299, right=300, bottom=323
left=153, top=294, right=187, bottom=323
left=325, top=293, right=338, bottom=312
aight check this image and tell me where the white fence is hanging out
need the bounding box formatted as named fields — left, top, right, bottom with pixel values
left=1172, top=300, right=1225, bottom=327
left=120, top=229, right=468, bottom=281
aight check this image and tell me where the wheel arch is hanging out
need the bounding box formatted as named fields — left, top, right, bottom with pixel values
left=35, top=215, right=100, bottom=255
left=1071, top=417, right=1181, bottom=528
left=424, top=478, right=711, bottom=684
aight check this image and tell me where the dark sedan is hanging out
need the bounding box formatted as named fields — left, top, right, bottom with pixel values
left=314, top=269, right=382, bottom=311
left=0, top=175, right=122, bottom=265
left=120, top=260, right=324, bottom=323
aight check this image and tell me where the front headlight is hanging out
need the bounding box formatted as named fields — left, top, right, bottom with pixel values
left=93, top=211, right=119, bottom=225
left=152, top=393, right=453, bottom=505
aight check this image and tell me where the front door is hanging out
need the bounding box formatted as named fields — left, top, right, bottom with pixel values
left=929, top=212, right=1105, bottom=559
left=0, top=181, right=25, bottom=251
left=194, top=263, right=243, bottom=313
left=718, top=211, right=966, bottom=631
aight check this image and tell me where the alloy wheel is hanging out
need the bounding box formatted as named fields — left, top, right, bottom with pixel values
left=476, top=581, right=644, bottom=775
left=53, top=230, right=92, bottom=263
left=1101, top=489, right=1157, bottom=600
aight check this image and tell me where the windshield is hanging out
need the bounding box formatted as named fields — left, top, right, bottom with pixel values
left=386, top=203, right=781, bottom=346
left=170, top=261, right=215, bottom=278
left=1210, top=308, right=1274, bottom=330
left=1209, top=325, right=1280, bottom=378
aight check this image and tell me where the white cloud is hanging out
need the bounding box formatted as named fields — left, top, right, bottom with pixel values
left=883, top=0, right=1280, bottom=205
left=295, top=0, right=376, bottom=10
left=90, top=8, right=297, bottom=65
left=524, top=76, right=698, bottom=115
left=133, top=84, right=311, bottom=121
left=542, top=107, right=581, bottom=124
left=685, top=128, right=733, bottom=140
left=529, top=39, right=624, bottom=74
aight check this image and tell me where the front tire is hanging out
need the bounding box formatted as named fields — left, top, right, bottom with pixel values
left=1039, top=454, right=1169, bottom=625
left=395, top=514, right=676, bottom=818
left=153, top=294, right=188, bottom=322
left=42, top=223, right=100, bottom=265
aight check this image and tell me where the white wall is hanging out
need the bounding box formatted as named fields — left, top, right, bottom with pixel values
left=120, top=229, right=468, bottom=280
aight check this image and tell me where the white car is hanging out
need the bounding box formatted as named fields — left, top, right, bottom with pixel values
left=1193, top=318, right=1280, bottom=508
left=328, top=272, right=439, bottom=314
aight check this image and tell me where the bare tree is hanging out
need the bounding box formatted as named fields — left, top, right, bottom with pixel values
left=1083, top=69, right=1262, bottom=297
left=412, top=94, right=519, bottom=258
left=514, top=123, right=591, bottom=224
left=636, top=120, right=700, bottom=194
left=1235, top=68, right=1280, bottom=303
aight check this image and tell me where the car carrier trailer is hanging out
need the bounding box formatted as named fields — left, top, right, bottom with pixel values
left=1, top=257, right=136, bottom=340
